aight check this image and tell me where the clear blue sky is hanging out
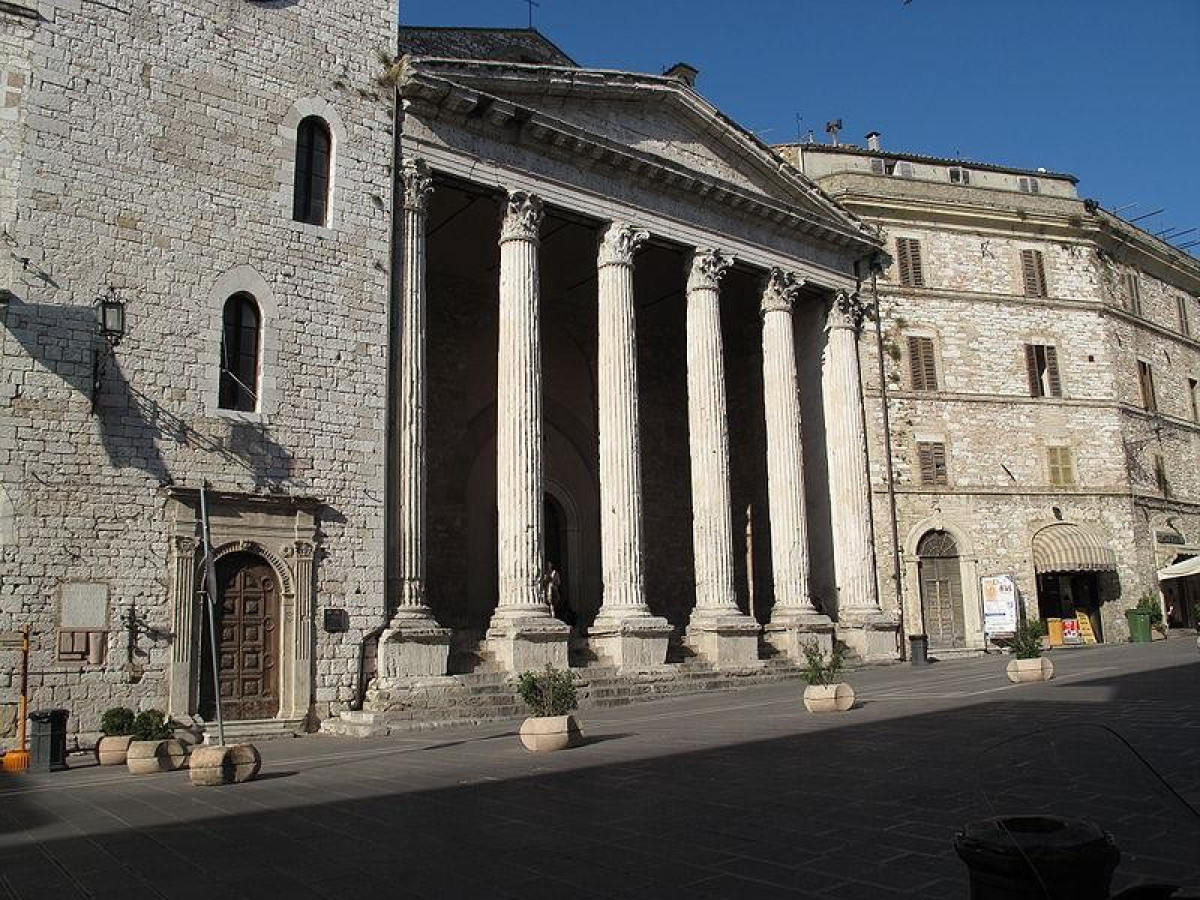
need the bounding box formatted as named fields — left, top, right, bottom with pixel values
left=401, top=0, right=1200, bottom=253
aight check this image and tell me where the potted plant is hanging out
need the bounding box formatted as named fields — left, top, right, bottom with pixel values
left=126, top=710, right=188, bottom=774
left=516, top=664, right=581, bottom=752
left=800, top=641, right=854, bottom=713
left=95, top=707, right=135, bottom=766
left=1006, top=619, right=1054, bottom=683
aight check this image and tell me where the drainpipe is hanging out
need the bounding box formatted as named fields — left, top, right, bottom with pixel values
left=869, top=268, right=907, bottom=657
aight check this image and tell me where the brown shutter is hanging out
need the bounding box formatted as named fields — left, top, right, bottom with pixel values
left=1044, top=345, right=1062, bottom=397
left=897, top=238, right=924, bottom=287
left=917, top=442, right=948, bottom=485
left=1024, top=344, right=1041, bottom=396
left=908, top=336, right=938, bottom=390
left=897, top=238, right=911, bottom=286
left=1021, top=250, right=1047, bottom=297
left=907, top=336, right=923, bottom=388
left=908, top=239, right=925, bottom=286
left=920, top=338, right=938, bottom=390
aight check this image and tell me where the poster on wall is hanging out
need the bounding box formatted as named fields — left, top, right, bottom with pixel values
left=981, top=574, right=1019, bottom=637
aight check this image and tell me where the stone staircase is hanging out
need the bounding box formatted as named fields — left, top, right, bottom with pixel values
left=320, top=646, right=833, bottom=739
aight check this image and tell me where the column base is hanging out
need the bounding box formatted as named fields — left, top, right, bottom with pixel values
left=378, top=616, right=451, bottom=678
left=836, top=614, right=900, bottom=662
left=762, top=620, right=835, bottom=663
left=588, top=614, right=673, bottom=670
left=685, top=613, right=762, bottom=671
left=486, top=616, right=570, bottom=673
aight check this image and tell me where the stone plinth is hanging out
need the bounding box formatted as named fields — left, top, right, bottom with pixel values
left=487, top=619, right=570, bottom=673
left=836, top=615, right=900, bottom=662
left=763, top=621, right=834, bottom=661
left=378, top=620, right=453, bottom=678
left=685, top=614, right=762, bottom=670
left=589, top=616, right=674, bottom=669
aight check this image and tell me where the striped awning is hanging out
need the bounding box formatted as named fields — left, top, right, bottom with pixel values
left=1032, top=525, right=1118, bottom=574
left=1158, top=555, right=1200, bottom=581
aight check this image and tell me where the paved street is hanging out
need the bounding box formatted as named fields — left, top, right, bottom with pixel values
left=2, top=638, right=1199, bottom=899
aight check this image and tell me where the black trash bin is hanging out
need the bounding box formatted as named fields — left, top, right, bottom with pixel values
left=909, top=634, right=929, bottom=666
left=29, top=709, right=69, bottom=773
left=955, top=816, right=1119, bottom=900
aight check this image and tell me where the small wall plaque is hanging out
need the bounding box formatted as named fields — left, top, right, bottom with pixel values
left=323, top=609, right=349, bottom=633
left=60, top=583, right=109, bottom=630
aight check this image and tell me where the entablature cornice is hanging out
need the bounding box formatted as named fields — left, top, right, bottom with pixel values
left=398, top=65, right=882, bottom=261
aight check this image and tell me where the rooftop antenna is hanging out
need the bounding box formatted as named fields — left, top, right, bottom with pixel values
left=1166, top=228, right=1197, bottom=242
left=522, top=0, right=540, bottom=28
left=795, top=113, right=803, bottom=142
left=825, top=118, right=843, bottom=147
left=1127, top=208, right=1164, bottom=223
left=1110, top=202, right=1139, bottom=213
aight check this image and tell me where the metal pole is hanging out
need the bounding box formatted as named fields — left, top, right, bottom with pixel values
left=17, top=625, right=29, bottom=754
left=198, top=482, right=226, bottom=747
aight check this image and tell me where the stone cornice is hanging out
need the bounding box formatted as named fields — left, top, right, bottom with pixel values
left=398, top=61, right=882, bottom=258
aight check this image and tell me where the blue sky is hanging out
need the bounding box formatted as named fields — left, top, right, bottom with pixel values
left=401, top=0, right=1200, bottom=253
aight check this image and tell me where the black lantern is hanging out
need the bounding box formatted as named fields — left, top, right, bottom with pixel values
left=96, top=291, right=126, bottom=346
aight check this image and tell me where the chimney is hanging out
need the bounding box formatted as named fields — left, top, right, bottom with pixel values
left=825, top=119, right=843, bottom=146
left=663, top=62, right=698, bottom=88
left=866, top=131, right=882, bottom=152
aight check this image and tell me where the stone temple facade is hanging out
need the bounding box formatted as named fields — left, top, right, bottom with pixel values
left=3, top=4, right=1195, bottom=747
left=782, top=139, right=1200, bottom=652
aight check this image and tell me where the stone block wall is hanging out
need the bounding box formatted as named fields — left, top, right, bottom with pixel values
left=0, top=0, right=397, bottom=743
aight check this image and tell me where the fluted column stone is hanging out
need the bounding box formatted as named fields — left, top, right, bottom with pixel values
left=589, top=222, right=672, bottom=669
left=823, top=289, right=897, bottom=660
left=486, top=190, right=568, bottom=672
left=682, top=249, right=760, bottom=669
left=759, top=270, right=833, bottom=659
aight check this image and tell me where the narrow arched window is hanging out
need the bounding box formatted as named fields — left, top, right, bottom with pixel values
left=218, top=293, right=261, bottom=412
left=293, top=116, right=332, bottom=225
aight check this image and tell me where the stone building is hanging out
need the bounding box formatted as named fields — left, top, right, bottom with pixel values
left=1, top=7, right=898, bottom=746
left=781, top=138, right=1200, bottom=652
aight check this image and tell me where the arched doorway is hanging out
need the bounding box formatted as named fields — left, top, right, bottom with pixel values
left=544, top=493, right=575, bottom=626
left=918, top=530, right=966, bottom=650
left=199, top=552, right=280, bottom=721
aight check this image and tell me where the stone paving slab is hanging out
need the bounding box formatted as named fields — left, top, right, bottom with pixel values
left=2, top=637, right=1199, bottom=898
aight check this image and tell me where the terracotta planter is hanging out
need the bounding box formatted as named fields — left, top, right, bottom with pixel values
left=126, top=738, right=188, bottom=775
left=189, top=743, right=262, bottom=786
left=95, top=735, right=134, bottom=766
left=519, top=715, right=582, bottom=752
left=1006, top=656, right=1054, bottom=683
left=803, top=683, right=855, bottom=713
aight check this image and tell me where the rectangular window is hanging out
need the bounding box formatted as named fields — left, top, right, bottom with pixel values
left=1018, top=176, right=1040, bottom=194
left=1178, top=295, right=1191, bottom=336
left=1189, top=377, right=1199, bottom=423
left=1137, top=360, right=1157, bottom=412
left=1047, top=447, right=1075, bottom=486
left=1025, top=344, right=1062, bottom=398
left=907, top=336, right=938, bottom=391
left=896, top=237, right=925, bottom=287
left=1154, top=455, right=1170, bottom=496
left=1124, top=272, right=1141, bottom=315
left=948, top=167, right=971, bottom=185
left=871, top=158, right=914, bottom=178
left=916, top=441, right=948, bottom=486
left=1020, top=249, right=1048, bottom=298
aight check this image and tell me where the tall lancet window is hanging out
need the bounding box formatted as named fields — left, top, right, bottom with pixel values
left=219, top=293, right=261, bottom=412
left=293, top=115, right=332, bottom=225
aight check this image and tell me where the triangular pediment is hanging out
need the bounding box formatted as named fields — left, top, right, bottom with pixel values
left=400, top=58, right=872, bottom=243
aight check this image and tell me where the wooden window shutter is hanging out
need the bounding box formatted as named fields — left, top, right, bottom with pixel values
left=1138, top=361, right=1156, bottom=412
left=1044, top=345, right=1062, bottom=397
left=1048, top=447, right=1074, bottom=486
left=1024, top=344, right=1041, bottom=396
left=1021, top=250, right=1047, bottom=297
left=907, top=336, right=937, bottom=391
left=917, top=442, right=948, bottom=486
left=897, top=238, right=924, bottom=287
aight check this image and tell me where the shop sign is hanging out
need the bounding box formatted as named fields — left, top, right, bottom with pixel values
left=1062, top=618, right=1083, bottom=644
left=981, top=574, right=1019, bottom=636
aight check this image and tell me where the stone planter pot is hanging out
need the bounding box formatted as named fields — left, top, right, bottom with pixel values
left=126, top=738, right=188, bottom=775
left=189, top=743, right=262, bottom=786
left=803, top=683, right=855, bottom=713
left=518, top=715, right=582, bottom=752
left=1006, top=656, right=1054, bottom=683
left=95, top=735, right=134, bottom=766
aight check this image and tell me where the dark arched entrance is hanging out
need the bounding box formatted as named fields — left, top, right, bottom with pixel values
left=544, top=493, right=575, bottom=626
left=918, top=530, right=966, bottom=650
left=199, top=552, right=280, bottom=721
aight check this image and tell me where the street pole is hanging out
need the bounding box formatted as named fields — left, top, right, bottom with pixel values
left=199, top=482, right=226, bottom=747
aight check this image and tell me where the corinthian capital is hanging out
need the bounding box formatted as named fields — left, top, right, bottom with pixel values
left=830, top=289, right=874, bottom=332
left=687, top=248, right=734, bottom=293
left=760, top=268, right=805, bottom=316
left=499, top=190, right=544, bottom=243
left=400, top=158, right=433, bottom=212
left=598, top=221, right=649, bottom=268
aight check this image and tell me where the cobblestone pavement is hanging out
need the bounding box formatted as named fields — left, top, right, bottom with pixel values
left=2, top=637, right=1199, bottom=899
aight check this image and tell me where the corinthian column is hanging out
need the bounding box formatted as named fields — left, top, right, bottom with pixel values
left=823, top=289, right=895, bottom=659
left=683, top=248, right=760, bottom=669
left=589, top=222, right=672, bottom=669
left=378, top=158, right=449, bottom=680
left=486, top=190, right=568, bottom=672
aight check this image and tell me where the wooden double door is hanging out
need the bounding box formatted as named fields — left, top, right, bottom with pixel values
left=918, top=531, right=967, bottom=650
left=199, top=552, right=280, bottom=721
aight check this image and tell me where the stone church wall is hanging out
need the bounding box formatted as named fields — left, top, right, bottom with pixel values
left=1, top=0, right=397, bottom=742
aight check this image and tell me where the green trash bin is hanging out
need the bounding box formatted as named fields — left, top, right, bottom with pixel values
left=1125, top=609, right=1152, bottom=643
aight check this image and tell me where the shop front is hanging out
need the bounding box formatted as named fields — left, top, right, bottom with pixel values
left=1032, top=524, right=1118, bottom=646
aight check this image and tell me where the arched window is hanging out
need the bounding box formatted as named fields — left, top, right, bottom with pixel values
left=218, top=293, right=261, bottom=412
left=292, top=116, right=332, bottom=225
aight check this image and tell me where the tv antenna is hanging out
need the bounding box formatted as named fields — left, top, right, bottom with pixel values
left=795, top=113, right=803, bottom=142
left=522, top=0, right=540, bottom=28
